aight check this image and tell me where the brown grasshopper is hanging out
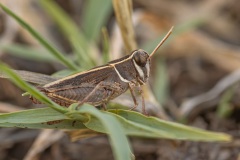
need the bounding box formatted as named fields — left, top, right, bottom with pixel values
left=31, top=27, right=173, bottom=114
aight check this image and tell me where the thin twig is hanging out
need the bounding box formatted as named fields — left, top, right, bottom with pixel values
left=24, top=130, right=65, bottom=160
left=180, top=69, right=240, bottom=117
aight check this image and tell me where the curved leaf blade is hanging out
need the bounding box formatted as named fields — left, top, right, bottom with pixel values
left=0, top=3, right=78, bottom=70
left=75, top=108, right=231, bottom=142
left=109, top=110, right=232, bottom=142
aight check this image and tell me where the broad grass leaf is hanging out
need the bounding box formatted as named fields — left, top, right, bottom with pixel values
left=0, top=119, right=86, bottom=130
left=75, top=108, right=231, bottom=142
left=66, top=104, right=132, bottom=160
left=109, top=110, right=232, bottom=142
left=0, top=107, right=66, bottom=124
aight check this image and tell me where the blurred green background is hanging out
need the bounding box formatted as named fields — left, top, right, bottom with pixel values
left=0, top=0, right=240, bottom=159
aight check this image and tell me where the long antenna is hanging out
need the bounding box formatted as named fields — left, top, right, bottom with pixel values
left=150, top=26, right=174, bottom=58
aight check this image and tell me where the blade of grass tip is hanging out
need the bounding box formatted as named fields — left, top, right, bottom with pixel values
left=0, top=62, right=67, bottom=114
left=0, top=3, right=78, bottom=70
left=72, top=105, right=132, bottom=160
left=108, top=110, right=231, bottom=142
left=39, top=0, right=95, bottom=68
left=102, top=27, right=110, bottom=63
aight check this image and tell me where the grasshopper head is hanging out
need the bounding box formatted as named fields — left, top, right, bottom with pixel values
left=131, top=27, right=173, bottom=85
left=132, top=49, right=150, bottom=84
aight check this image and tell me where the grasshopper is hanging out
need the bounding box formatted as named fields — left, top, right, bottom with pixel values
left=31, top=27, right=173, bottom=114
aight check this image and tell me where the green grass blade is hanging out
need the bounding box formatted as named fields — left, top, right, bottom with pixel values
left=0, top=3, right=78, bottom=70
left=217, top=86, right=235, bottom=118
left=77, top=108, right=231, bottom=142
left=109, top=110, right=232, bottom=142
left=0, top=107, right=86, bottom=129
left=102, top=27, right=110, bottom=63
left=0, top=107, right=66, bottom=123
left=85, top=111, right=172, bottom=139
left=82, top=0, right=112, bottom=41
left=39, top=0, right=95, bottom=68
left=0, top=62, right=67, bottom=113
left=0, top=44, right=57, bottom=62
left=153, top=58, right=169, bottom=104
left=0, top=120, right=86, bottom=129
left=67, top=104, right=132, bottom=160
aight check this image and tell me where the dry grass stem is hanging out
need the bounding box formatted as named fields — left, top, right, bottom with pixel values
left=112, top=0, right=137, bottom=53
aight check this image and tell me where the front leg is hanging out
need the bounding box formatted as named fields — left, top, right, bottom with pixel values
left=137, top=86, right=147, bottom=115
left=129, top=83, right=147, bottom=115
left=128, top=83, right=138, bottom=111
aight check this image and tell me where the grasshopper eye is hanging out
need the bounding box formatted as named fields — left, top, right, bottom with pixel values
left=133, top=50, right=149, bottom=67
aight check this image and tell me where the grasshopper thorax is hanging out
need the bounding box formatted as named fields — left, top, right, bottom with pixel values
left=132, top=49, right=150, bottom=84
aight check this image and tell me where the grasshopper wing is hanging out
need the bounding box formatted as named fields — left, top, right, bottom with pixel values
left=35, top=65, right=129, bottom=106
